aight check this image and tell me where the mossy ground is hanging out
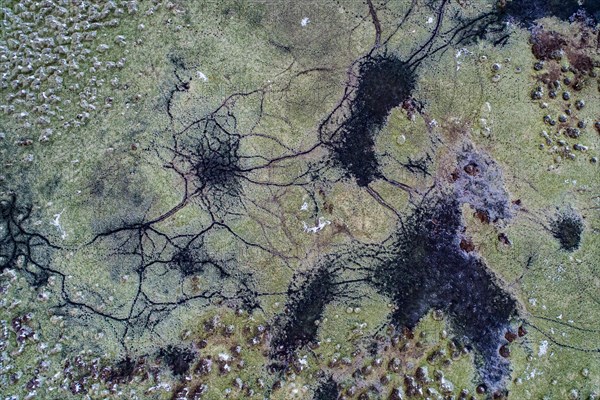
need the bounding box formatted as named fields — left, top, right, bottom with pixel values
left=1, top=1, right=599, bottom=399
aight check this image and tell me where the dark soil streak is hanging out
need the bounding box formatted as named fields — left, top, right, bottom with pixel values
left=366, top=0, right=382, bottom=48
left=371, top=195, right=518, bottom=389
left=0, top=194, right=60, bottom=286
left=324, top=54, right=415, bottom=186
left=271, top=265, right=337, bottom=359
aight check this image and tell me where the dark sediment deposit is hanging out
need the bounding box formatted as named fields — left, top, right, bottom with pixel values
left=371, top=195, right=517, bottom=389
left=551, top=209, right=584, bottom=251
left=370, top=149, right=518, bottom=389
left=501, top=0, right=600, bottom=26
left=328, top=55, right=415, bottom=186
left=270, top=265, right=337, bottom=359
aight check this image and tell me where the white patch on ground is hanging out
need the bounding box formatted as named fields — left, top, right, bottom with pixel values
left=523, top=364, right=543, bottom=381
left=300, top=202, right=308, bottom=211
left=528, top=298, right=537, bottom=306
left=529, top=368, right=538, bottom=379
left=147, top=382, right=172, bottom=393
left=51, top=210, right=67, bottom=239
left=538, top=340, right=548, bottom=356
left=427, top=16, right=434, bottom=24
left=303, top=217, right=331, bottom=233
left=196, top=71, right=208, bottom=82
left=479, top=118, right=491, bottom=136
left=301, top=17, right=310, bottom=26
left=297, top=356, right=308, bottom=371
left=455, top=48, right=471, bottom=71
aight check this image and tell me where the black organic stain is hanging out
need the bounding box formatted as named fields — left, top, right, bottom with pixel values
left=0, top=195, right=56, bottom=285
left=170, top=248, right=201, bottom=276
left=107, top=357, right=137, bottom=384
left=188, top=118, right=243, bottom=198
left=371, top=195, right=517, bottom=388
left=551, top=210, right=583, bottom=251
left=169, top=246, right=225, bottom=278
left=330, top=54, right=415, bottom=187
left=501, top=0, right=600, bottom=25
left=271, top=265, right=336, bottom=358
left=313, top=377, right=339, bottom=400
left=168, top=53, right=186, bottom=70
left=355, top=55, right=416, bottom=123
left=159, top=345, right=196, bottom=377
left=403, top=155, right=432, bottom=177
left=30, top=268, right=50, bottom=288
left=70, top=87, right=272, bottom=346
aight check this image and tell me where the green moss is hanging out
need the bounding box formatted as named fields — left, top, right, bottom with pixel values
left=2, top=1, right=599, bottom=398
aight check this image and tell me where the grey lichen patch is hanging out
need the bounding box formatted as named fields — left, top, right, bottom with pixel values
left=453, top=145, right=513, bottom=223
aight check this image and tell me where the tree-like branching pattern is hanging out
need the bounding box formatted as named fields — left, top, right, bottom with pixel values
left=4, top=1, right=599, bottom=398
left=0, top=194, right=60, bottom=287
